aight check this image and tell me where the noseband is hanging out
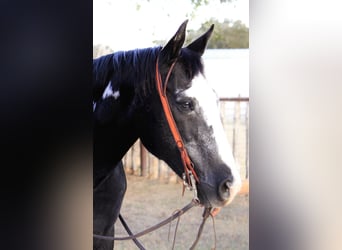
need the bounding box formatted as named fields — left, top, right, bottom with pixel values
left=155, top=55, right=200, bottom=200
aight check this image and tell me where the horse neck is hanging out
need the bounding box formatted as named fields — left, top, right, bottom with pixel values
left=93, top=48, right=160, bottom=168
left=93, top=76, right=141, bottom=167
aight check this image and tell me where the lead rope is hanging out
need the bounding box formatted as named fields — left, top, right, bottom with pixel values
left=189, top=207, right=217, bottom=250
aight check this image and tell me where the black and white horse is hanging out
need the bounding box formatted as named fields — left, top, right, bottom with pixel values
left=93, top=20, right=241, bottom=249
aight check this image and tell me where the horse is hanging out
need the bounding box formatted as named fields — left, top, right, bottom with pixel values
left=93, top=20, right=242, bottom=250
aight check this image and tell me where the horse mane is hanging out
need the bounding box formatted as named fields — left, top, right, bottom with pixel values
left=93, top=47, right=162, bottom=103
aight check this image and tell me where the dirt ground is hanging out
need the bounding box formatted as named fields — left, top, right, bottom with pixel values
left=114, top=175, right=249, bottom=250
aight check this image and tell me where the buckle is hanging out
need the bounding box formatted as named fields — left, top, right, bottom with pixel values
left=182, top=171, right=199, bottom=202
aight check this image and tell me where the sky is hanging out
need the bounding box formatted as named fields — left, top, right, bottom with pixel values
left=93, top=0, right=249, bottom=50
left=93, top=0, right=249, bottom=97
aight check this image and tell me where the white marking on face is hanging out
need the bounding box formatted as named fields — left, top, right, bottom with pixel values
left=102, top=81, right=120, bottom=100
left=184, top=74, right=242, bottom=190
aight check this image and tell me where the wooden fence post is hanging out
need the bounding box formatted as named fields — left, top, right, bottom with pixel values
left=140, top=142, right=148, bottom=177
left=233, top=100, right=241, bottom=157
left=245, top=102, right=249, bottom=179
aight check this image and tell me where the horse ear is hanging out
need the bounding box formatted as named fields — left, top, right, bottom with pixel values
left=160, top=20, right=188, bottom=63
left=186, top=24, right=214, bottom=56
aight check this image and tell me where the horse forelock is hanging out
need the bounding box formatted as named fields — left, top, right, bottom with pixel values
left=165, top=48, right=205, bottom=94
left=180, top=48, right=204, bottom=78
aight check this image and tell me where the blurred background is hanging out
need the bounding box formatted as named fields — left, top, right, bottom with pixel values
left=2, top=0, right=341, bottom=249
left=3, top=0, right=342, bottom=249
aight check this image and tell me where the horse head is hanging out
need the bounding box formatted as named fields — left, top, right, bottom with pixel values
left=139, top=20, right=242, bottom=208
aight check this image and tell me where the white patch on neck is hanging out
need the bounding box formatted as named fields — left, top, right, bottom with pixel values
left=102, top=81, right=120, bottom=100
left=184, top=74, right=242, bottom=188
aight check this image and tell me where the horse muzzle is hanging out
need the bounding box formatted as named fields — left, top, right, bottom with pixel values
left=197, top=175, right=242, bottom=208
left=219, top=178, right=242, bottom=206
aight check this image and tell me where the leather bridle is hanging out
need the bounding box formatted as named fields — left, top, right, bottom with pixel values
left=155, top=55, right=200, bottom=199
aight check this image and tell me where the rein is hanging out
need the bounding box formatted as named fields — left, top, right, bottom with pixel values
left=93, top=199, right=217, bottom=250
left=93, top=199, right=199, bottom=242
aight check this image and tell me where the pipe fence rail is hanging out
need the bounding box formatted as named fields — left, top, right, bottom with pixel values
left=123, top=97, right=249, bottom=183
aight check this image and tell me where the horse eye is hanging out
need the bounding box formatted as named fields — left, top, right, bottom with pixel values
left=182, top=102, right=190, bottom=108
left=178, top=100, right=194, bottom=112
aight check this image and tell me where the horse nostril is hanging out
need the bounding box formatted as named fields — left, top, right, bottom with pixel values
left=218, top=178, right=232, bottom=201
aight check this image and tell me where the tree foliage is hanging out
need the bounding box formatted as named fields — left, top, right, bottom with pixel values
left=191, top=0, right=234, bottom=8
left=93, top=44, right=114, bottom=58
left=186, top=18, right=249, bottom=48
